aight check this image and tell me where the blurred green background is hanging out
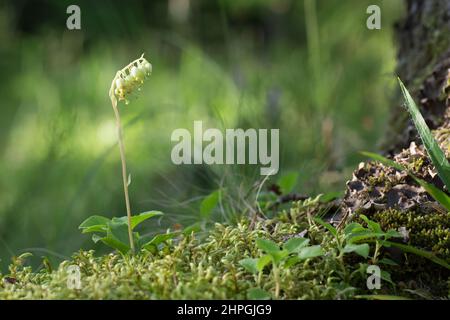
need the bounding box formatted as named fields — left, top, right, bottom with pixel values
left=0, top=0, right=403, bottom=270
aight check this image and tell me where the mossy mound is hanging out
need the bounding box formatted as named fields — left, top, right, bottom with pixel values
left=0, top=218, right=345, bottom=299
left=1, top=201, right=448, bottom=300
left=372, top=209, right=450, bottom=259
left=342, top=140, right=450, bottom=262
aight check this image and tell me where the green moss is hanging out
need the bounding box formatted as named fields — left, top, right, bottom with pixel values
left=372, top=209, right=450, bottom=259
left=0, top=219, right=341, bottom=299
left=0, top=204, right=448, bottom=300
left=407, top=157, right=425, bottom=173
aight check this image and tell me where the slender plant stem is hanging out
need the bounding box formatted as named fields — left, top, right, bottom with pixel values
left=273, top=266, right=280, bottom=299
left=110, top=92, right=135, bottom=253
left=372, top=241, right=380, bottom=264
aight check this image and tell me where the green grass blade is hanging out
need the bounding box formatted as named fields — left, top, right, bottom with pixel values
left=360, top=151, right=403, bottom=171
left=355, top=295, right=411, bottom=300
left=398, top=78, right=450, bottom=188
left=384, top=241, right=450, bottom=270
left=412, top=176, right=450, bottom=211
left=313, top=217, right=337, bottom=237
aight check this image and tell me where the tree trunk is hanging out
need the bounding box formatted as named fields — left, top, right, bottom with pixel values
left=383, top=0, right=450, bottom=153
left=341, top=0, right=450, bottom=226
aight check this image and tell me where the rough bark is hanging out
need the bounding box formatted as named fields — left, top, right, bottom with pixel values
left=384, top=0, right=450, bottom=152
left=340, top=0, right=450, bottom=226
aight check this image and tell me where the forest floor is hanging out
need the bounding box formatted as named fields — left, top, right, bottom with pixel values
left=1, top=198, right=448, bottom=300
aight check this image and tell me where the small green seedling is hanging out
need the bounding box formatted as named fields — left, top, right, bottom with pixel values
left=315, top=216, right=400, bottom=286
left=79, top=211, right=178, bottom=255
left=240, top=237, right=323, bottom=299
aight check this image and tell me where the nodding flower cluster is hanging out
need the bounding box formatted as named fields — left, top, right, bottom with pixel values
left=112, top=54, right=152, bottom=104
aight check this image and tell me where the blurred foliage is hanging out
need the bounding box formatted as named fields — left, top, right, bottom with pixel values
left=0, top=0, right=403, bottom=270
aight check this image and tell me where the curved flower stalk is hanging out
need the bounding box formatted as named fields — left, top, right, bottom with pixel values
left=109, top=54, right=152, bottom=253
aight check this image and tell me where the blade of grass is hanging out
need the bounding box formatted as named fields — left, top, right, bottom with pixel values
left=398, top=78, right=450, bottom=188
left=355, top=295, right=411, bottom=300
left=412, top=176, right=450, bottom=212
left=360, top=151, right=403, bottom=171
left=383, top=241, right=450, bottom=270
left=361, top=238, right=450, bottom=270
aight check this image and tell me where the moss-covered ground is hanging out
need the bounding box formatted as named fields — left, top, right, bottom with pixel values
left=1, top=201, right=448, bottom=300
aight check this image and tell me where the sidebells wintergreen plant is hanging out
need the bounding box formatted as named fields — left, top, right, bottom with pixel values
left=79, top=211, right=179, bottom=255
left=108, top=54, right=152, bottom=253
left=80, top=55, right=189, bottom=255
